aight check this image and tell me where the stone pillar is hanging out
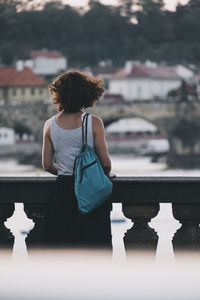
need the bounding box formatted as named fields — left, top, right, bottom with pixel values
left=122, top=204, right=159, bottom=255
left=172, top=204, right=200, bottom=252
left=0, top=203, right=15, bottom=248
left=24, top=203, right=48, bottom=248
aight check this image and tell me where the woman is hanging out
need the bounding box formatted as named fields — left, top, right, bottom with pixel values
left=42, top=70, right=113, bottom=248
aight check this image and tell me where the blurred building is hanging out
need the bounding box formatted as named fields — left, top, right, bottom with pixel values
left=16, top=50, right=67, bottom=76
left=105, top=117, right=169, bottom=155
left=90, top=62, right=120, bottom=89
left=0, top=66, right=48, bottom=103
left=0, top=127, right=15, bottom=145
left=168, top=79, right=197, bottom=101
left=99, top=93, right=124, bottom=104
left=195, top=74, right=200, bottom=101
left=108, top=61, right=182, bottom=101
left=175, top=65, right=194, bottom=81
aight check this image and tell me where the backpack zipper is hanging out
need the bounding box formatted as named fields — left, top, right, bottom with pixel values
left=80, top=160, right=97, bottom=183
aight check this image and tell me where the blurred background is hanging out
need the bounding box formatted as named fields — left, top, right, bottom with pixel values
left=1, top=0, right=200, bottom=280
left=0, top=0, right=200, bottom=177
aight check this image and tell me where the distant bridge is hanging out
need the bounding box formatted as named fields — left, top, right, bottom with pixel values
left=89, top=101, right=200, bottom=168
left=1, top=101, right=200, bottom=167
left=88, top=102, right=200, bottom=135
left=0, top=102, right=51, bottom=142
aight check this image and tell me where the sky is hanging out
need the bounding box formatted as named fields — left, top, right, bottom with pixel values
left=62, top=0, right=189, bottom=11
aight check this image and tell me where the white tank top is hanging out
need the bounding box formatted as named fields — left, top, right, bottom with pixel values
left=50, top=113, right=94, bottom=175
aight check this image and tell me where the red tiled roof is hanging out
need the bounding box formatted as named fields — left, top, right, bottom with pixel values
left=30, top=50, right=63, bottom=58
left=112, top=63, right=180, bottom=79
left=91, top=66, right=120, bottom=76
left=0, top=67, right=47, bottom=87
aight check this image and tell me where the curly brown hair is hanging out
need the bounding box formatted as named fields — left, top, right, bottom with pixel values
left=48, top=70, right=104, bottom=112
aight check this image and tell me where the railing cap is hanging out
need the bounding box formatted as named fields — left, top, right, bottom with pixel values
left=1, top=176, right=200, bottom=183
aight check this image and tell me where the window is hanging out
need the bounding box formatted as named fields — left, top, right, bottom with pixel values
left=12, top=89, right=17, bottom=96
left=21, top=88, right=25, bottom=95
left=3, top=88, right=7, bottom=98
left=31, top=88, right=35, bottom=95
left=39, top=88, right=43, bottom=95
left=125, top=132, right=132, bottom=136
left=4, top=133, right=7, bottom=138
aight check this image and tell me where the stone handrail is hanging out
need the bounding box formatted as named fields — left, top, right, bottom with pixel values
left=1, top=176, right=200, bottom=253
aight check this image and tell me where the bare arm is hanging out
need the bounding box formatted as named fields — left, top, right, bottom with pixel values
left=93, top=116, right=112, bottom=176
left=42, top=120, right=58, bottom=175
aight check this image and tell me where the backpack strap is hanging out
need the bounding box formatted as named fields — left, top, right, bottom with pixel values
left=73, top=113, right=89, bottom=176
left=72, top=156, right=78, bottom=176
left=82, top=113, right=89, bottom=145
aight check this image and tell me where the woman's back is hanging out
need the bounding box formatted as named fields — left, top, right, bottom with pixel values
left=50, top=112, right=94, bottom=175
left=42, top=69, right=112, bottom=247
left=42, top=70, right=111, bottom=176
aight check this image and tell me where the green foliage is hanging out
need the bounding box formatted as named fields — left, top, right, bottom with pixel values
left=14, top=121, right=32, bottom=137
left=0, top=0, right=200, bottom=66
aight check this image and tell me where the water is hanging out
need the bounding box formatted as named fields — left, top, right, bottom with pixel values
left=1, top=156, right=198, bottom=260
left=3, top=155, right=200, bottom=177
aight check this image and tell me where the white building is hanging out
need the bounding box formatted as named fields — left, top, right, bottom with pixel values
left=16, top=50, right=67, bottom=76
left=0, top=127, right=15, bottom=145
left=108, top=61, right=182, bottom=101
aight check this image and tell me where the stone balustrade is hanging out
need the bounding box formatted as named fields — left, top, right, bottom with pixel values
left=1, top=177, right=200, bottom=255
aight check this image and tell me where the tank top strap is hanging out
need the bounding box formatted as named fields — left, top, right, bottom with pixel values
left=49, top=115, right=56, bottom=138
left=51, top=115, right=56, bottom=125
left=87, top=114, right=92, bottom=134
left=86, top=114, right=93, bottom=147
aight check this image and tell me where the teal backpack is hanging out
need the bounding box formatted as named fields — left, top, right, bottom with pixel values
left=73, top=113, right=113, bottom=214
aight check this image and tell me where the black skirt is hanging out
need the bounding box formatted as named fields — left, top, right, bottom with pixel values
left=46, top=175, right=112, bottom=248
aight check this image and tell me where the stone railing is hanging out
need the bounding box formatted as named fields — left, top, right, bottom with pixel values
left=1, top=177, right=200, bottom=254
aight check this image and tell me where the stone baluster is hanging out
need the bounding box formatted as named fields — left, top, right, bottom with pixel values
left=172, top=204, right=200, bottom=253
left=122, top=204, right=159, bottom=255
left=24, top=203, right=48, bottom=248
left=0, top=203, right=15, bottom=248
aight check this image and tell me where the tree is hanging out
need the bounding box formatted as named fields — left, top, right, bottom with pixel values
left=43, top=0, right=64, bottom=10
left=134, top=0, right=166, bottom=44
left=119, top=0, right=135, bottom=21
left=0, top=0, right=19, bottom=64
left=173, top=0, right=200, bottom=62
left=14, top=121, right=32, bottom=137
left=0, top=0, right=200, bottom=66
left=188, top=0, right=200, bottom=11
left=135, top=0, right=165, bottom=14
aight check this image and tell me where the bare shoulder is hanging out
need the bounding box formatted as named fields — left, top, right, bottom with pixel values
left=43, top=117, right=52, bottom=135
left=92, top=115, right=104, bottom=130
left=92, top=115, right=105, bottom=135
left=44, top=118, right=50, bottom=129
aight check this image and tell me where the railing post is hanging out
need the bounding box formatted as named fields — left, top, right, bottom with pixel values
left=0, top=203, right=15, bottom=248
left=24, top=203, right=48, bottom=248
left=172, top=204, right=200, bottom=252
left=122, top=204, right=160, bottom=255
